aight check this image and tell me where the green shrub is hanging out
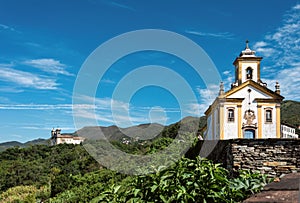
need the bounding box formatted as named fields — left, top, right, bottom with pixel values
left=0, top=185, right=50, bottom=203
left=88, top=158, right=270, bottom=203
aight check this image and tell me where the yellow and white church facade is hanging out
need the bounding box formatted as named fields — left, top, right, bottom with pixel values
left=204, top=41, right=284, bottom=140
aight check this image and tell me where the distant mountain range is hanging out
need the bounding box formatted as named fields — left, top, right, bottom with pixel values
left=74, top=116, right=206, bottom=142
left=0, top=138, right=49, bottom=152
left=75, top=123, right=165, bottom=141
left=0, top=100, right=299, bottom=152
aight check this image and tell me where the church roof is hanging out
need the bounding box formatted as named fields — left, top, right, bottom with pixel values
left=204, top=80, right=284, bottom=116
left=222, top=80, right=284, bottom=100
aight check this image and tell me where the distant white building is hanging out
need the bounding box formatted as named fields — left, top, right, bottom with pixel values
left=51, top=128, right=85, bottom=145
left=281, top=124, right=298, bottom=138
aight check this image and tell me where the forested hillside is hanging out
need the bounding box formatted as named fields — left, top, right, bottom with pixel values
left=0, top=144, right=100, bottom=196
left=0, top=140, right=270, bottom=202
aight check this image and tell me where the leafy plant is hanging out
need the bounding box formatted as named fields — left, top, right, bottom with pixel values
left=87, top=157, right=270, bottom=203
left=229, top=170, right=272, bottom=201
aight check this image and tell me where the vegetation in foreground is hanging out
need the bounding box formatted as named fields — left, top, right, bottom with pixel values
left=0, top=139, right=272, bottom=203
left=52, top=157, right=270, bottom=203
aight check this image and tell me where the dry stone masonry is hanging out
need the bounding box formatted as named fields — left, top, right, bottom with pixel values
left=229, top=139, right=300, bottom=177
left=191, top=139, right=300, bottom=178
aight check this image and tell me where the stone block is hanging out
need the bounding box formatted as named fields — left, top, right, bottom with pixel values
left=260, top=153, right=267, bottom=157
left=245, top=147, right=255, bottom=151
left=263, top=162, right=287, bottom=167
left=266, top=149, right=276, bottom=153
left=261, top=166, right=272, bottom=171
left=233, top=162, right=240, bottom=167
left=276, top=165, right=296, bottom=169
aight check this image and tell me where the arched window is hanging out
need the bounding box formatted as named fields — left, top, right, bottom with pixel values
left=228, top=108, right=234, bottom=122
left=265, top=108, right=272, bottom=123
left=246, top=67, right=253, bottom=79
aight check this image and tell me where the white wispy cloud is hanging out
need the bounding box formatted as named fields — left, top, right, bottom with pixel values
left=185, top=30, right=234, bottom=39
left=253, top=41, right=276, bottom=57
left=0, top=66, right=58, bottom=90
left=24, top=58, right=73, bottom=76
left=184, top=102, right=202, bottom=116
left=0, top=86, right=24, bottom=93
left=0, top=95, right=174, bottom=127
left=74, top=95, right=129, bottom=111
left=109, top=1, right=135, bottom=11
left=96, top=0, right=135, bottom=11
left=73, top=107, right=169, bottom=128
left=222, top=70, right=231, bottom=76
left=0, top=23, right=17, bottom=32
left=293, top=4, right=300, bottom=9
left=0, top=104, right=73, bottom=110
left=0, top=97, right=11, bottom=103
left=185, top=84, right=220, bottom=116
left=73, top=95, right=174, bottom=127
left=253, top=3, right=300, bottom=100
left=20, top=126, right=75, bottom=131
left=101, top=78, right=116, bottom=84
left=263, top=66, right=300, bottom=101
left=219, top=69, right=235, bottom=90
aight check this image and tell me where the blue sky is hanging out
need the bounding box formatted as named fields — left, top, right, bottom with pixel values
left=0, top=0, right=299, bottom=142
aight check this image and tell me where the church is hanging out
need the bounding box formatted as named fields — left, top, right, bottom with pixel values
left=204, top=41, right=284, bottom=140
left=50, top=128, right=85, bottom=145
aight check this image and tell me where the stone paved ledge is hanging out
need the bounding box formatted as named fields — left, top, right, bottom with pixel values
left=243, top=173, right=300, bottom=203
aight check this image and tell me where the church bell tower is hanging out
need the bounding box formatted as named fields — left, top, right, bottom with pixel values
left=232, top=40, right=263, bottom=87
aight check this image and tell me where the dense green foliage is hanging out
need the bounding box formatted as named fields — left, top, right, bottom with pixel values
left=50, top=157, right=270, bottom=203
left=0, top=144, right=100, bottom=201
left=0, top=138, right=271, bottom=203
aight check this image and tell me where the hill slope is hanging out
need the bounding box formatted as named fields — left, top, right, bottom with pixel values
left=75, top=123, right=164, bottom=141
left=281, top=100, right=300, bottom=134
left=0, top=139, right=48, bottom=152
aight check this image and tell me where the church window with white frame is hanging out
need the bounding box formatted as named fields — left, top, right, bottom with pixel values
left=265, top=108, right=273, bottom=123
left=227, top=108, right=235, bottom=122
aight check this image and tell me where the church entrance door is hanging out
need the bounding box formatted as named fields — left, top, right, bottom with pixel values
left=244, top=129, right=255, bottom=139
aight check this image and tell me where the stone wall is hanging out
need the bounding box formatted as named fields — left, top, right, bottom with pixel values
left=188, top=139, right=300, bottom=177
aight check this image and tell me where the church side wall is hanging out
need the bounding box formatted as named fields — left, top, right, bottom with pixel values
left=223, top=104, right=238, bottom=139
left=261, top=105, right=277, bottom=138
left=206, top=115, right=213, bottom=140
left=214, top=109, right=220, bottom=140
left=205, top=108, right=219, bottom=140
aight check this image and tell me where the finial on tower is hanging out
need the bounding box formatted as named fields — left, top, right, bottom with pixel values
left=239, top=40, right=256, bottom=57
left=246, top=40, right=250, bottom=49
left=275, top=81, right=280, bottom=94
left=219, top=81, right=225, bottom=96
